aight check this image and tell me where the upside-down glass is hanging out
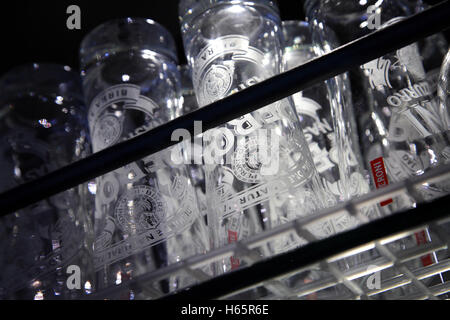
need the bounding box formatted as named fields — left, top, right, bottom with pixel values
left=80, top=18, right=210, bottom=295
left=0, top=63, right=94, bottom=300
left=438, top=49, right=450, bottom=144
left=179, top=0, right=331, bottom=276
left=282, top=21, right=383, bottom=275
left=438, top=50, right=450, bottom=243
left=304, top=0, right=450, bottom=205
left=172, top=64, right=212, bottom=290
left=179, top=64, right=209, bottom=218
left=304, top=0, right=450, bottom=298
left=179, top=65, right=205, bottom=194
left=283, top=20, right=382, bottom=227
left=179, top=64, right=201, bottom=115
left=404, top=0, right=449, bottom=97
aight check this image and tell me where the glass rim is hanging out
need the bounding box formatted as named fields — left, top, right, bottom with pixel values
left=178, top=0, right=280, bottom=27
left=79, top=17, right=178, bottom=66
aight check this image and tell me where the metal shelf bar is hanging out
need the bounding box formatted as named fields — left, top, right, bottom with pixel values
left=1, top=1, right=450, bottom=215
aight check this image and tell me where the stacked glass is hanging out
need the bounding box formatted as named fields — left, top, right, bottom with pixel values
left=79, top=18, right=209, bottom=296
left=304, top=0, right=450, bottom=298
left=304, top=0, right=450, bottom=206
left=282, top=21, right=383, bottom=287
left=179, top=0, right=333, bottom=276
left=0, top=63, right=94, bottom=300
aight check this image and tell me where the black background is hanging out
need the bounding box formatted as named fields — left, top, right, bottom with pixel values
left=0, top=0, right=445, bottom=75
left=0, top=0, right=303, bottom=74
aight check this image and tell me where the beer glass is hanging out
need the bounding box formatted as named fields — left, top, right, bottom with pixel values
left=80, top=18, right=209, bottom=295
left=304, top=0, right=450, bottom=298
left=179, top=0, right=329, bottom=275
left=282, top=21, right=383, bottom=274
left=283, top=20, right=382, bottom=229
left=178, top=64, right=208, bottom=213
left=438, top=49, right=450, bottom=146
left=0, top=63, right=94, bottom=300
left=304, top=0, right=450, bottom=205
left=404, top=0, right=449, bottom=96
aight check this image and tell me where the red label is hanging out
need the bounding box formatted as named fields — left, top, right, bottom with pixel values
left=228, top=230, right=240, bottom=270
left=370, top=157, right=393, bottom=206
left=230, top=256, right=240, bottom=270
left=303, top=278, right=318, bottom=300
left=228, top=230, right=238, bottom=243
left=414, top=230, right=434, bottom=266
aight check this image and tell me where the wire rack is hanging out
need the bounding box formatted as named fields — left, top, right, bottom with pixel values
left=84, top=163, right=450, bottom=300
left=1, top=1, right=450, bottom=300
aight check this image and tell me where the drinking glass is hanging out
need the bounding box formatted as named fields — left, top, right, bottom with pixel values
left=438, top=50, right=450, bottom=127
left=178, top=64, right=209, bottom=218
left=282, top=21, right=384, bottom=277
left=283, top=20, right=382, bottom=226
left=304, top=0, right=450, bottom=205
left=304, top=0, right=450, bottom=298
left=80, top=18, right=209, bottom=296
left=403, top=1, right=449, bottom=98
left=0, top=63, right=94, bottom=300
left=179, top=0, right=330, bottom=276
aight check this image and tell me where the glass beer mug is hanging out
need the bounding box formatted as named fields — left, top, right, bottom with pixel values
left=179, top=0, right=330, bottom=275
left=304, top=0, right=450, bottom=298
left=283, top=20, right=382, bottom=229
left=282, top=20, right=392, bottom=297
left=0, top=63, right=94, bottom=300
left=80, top=18, right=209, bottom=295
left=282, top=21, right=383, bottom=276
left=404, top=0, right=449, bottom=96
left=178, top=64, right=209, bottom=218
left=304, top=0, right=450, bottom=206
left=438, top=49, right=450, bottom=143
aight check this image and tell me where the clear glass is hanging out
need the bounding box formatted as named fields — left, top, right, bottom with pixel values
left=168, top=64, right=211, bottom=291
left=282, top=21, right=383, bottom=276
left=438, top=49, right=450, bottom=134
left=304, top=0, right=450, bottom=207
left=283, top=20, right=382, bottom=226
left=179, top=64, right=209, bottom=217
left=419, top=32, right=449, bottom=98
left=80, top=18, right=210, bottom=296
left=403, top=0, right=449, bottom=101
left=304, top=0, right=450, bottom=297
left=0, top=63, right=94, bottom=300
left=179, top=64, right=201, bottom=115
left=180, top=0, right=330, bottom=276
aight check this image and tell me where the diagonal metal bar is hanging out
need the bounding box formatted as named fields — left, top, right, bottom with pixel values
left=0, top=2, right=449, bottom=216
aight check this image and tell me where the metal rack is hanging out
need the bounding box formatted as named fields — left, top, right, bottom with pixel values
left=1, top=1, right=449, bottom=300
left=85, top=163, right=450, bottom=300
